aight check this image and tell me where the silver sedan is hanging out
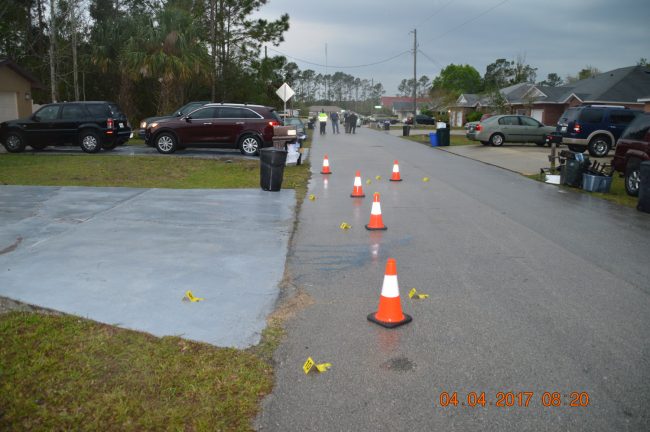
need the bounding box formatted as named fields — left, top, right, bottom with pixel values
left=467, top=115, right=555, bottom=146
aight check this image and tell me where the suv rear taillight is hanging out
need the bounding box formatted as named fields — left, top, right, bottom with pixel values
left=475, top=124, right=482, bottom=132
left=106, top=118, right=114, bottom=134
left=268, top=121, right=280, bottom=127
left=573, top=123, right=581, bottom=133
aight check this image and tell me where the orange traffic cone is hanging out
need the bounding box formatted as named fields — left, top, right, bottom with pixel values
left=321, top=155, right=332, bottom=174
left=389, top=160, right=402, bottom=182
left=350, top=171, right=365, bottom=198
left=368, top=258, right=412, bottom=328
left=365, top=192, right=387, bottom=230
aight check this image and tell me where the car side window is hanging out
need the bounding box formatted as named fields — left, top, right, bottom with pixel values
left=520, top=116, right=540, bottom=127
left=240, top=109, right=262, bottom=119
left=579, top=109, right=603, bottom=123
left=189, top=108, right=215, bottom=120
left=499, top=116, right=519, bottom=126
left=610, top=112, right=637, bottom=125
left=34, top=105, right=60, bottom=121
left=60, top=104, right=85, bottom=120
left=86, top=104, right=110, bottom=117
left=218, top=107, right=245, bottom=119
left=181, top=103, right=204, bottom=115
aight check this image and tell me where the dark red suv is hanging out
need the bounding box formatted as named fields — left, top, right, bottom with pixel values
left=144, top=103, right=284, bottom=156
left=612, top=112, right=650, bottom=196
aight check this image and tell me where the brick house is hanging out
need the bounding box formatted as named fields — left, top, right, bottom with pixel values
left=449, top=65, right=650, bottom=127
left=0, top=59, right=43, bottom=122
left=380, top=96, right=433, bottom=121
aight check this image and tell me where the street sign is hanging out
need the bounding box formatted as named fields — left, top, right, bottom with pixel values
left=276, top=83, right=295, bottom=102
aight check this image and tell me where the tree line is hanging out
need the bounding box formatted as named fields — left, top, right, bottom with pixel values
left=0, top=0, right=388, bottom=123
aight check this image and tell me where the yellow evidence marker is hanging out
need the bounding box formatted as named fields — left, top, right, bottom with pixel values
left=303, top=357, right=332, bottom=374
left=375, top=175, right=382, bottom=180
left=422, top=177, right=430, bottom=182
left=408, top=288, right=429, bottom=300
left=309, top=194, right=316, bottom=201
left=366, top=179, right=372, bottom=185
left=185, top=290, right=205, bottom=302
left=339, top=222, right=352, bottom=230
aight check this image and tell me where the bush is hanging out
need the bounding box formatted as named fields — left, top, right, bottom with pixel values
left=466, top=111, right=483, bottom=122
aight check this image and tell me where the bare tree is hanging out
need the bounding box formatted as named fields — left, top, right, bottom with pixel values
left=49, top=0, right=57, bottom=102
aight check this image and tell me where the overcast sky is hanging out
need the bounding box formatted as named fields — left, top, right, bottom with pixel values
left=253, top=0, right=650, bottom=95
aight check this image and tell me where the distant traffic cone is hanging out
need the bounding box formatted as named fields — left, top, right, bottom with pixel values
left=350, top=171, right=366, bottom=198
left=321, top=155, right=332, bottom=174
left=389, top=160, right=402, bottom=182
left=368, top=258, right=412, bottom=328
left=365, top=192, right=387, bottom=230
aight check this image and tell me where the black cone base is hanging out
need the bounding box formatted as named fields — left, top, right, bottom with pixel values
left=365, top=224, right=387, bottom=231
left=367, top=312, right=412, bottom=328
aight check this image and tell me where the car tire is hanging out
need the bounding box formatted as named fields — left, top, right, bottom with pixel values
left=79, top=130, right=102, bottom=153
left=31, top=143, right=48, bottom=151
left=490, top=133, right=504, bottom=147
left=154, top=132, right=177, bottom=154
left=4, top=131, right=26, bottom=153
left=568, top=145, right=585, bottom=153
left=239, top=135, right=261, bottom=156
left=587, top=135, right=611, bottom=157
left=624, top=159, right=641, bottom=197
left=480, top=141, right=490, bottom=146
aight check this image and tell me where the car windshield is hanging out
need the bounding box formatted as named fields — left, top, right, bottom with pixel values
left=621, top=114, right=650, bottom=141
left=108, top=103, right=125, bottom=117
left=270, top=110, right=283, bottom=123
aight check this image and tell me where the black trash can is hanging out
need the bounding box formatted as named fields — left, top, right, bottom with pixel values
left=402, top=125, right=410, bottom=136
left=637, top=161, right=650, bottom=213
left=560, top=156, right=590, bottom=187
left=436, top=128, right=450, bottom=146
left=260, top=148, right=287, bottom=191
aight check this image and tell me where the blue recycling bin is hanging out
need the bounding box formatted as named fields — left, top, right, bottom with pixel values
left=429, top=132, right=438, bottom=147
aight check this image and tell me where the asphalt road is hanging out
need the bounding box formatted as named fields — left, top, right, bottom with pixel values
left=257, top=127, right=650, bottom=431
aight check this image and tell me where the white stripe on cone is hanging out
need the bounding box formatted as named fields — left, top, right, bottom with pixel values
left=354, top=176, right=362, bottom=186
left=323, top=159, right=330, bottom=167
left=371, top=201, right=381, bottom=215
left=380, top=275, right=400, bottom=298
left=393, top=164, right=400, bottom=173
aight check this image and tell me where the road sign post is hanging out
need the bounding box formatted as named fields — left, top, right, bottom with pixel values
left=276, top=83, right=295, bottom=117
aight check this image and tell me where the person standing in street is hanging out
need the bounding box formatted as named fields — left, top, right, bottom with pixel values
left=349, top=112, right=358, bottom=134
left=343, top=112, right=350, bottom=133
left=330, top=111, right=340, bottom=134
left=318, top=110, right=328, bottom=135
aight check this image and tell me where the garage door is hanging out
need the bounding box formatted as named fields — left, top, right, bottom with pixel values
left=531, top=109, right=544, bottom=123
left=0, top=92, right=18, bottom=122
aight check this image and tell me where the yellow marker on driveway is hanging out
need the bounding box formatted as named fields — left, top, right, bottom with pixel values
left=408, top=288, right=429, bottom=300
left=185, top=290, right=204, bottom=302
left=303, top=357, right=332, bottom=374
left=340, top=222, right=352, bottom=230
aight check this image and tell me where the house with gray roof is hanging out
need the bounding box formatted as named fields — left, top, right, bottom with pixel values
left=449, top=65, right=650, bottom=127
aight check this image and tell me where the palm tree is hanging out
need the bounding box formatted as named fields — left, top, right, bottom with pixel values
left=122, top=6, right=210, bottom=114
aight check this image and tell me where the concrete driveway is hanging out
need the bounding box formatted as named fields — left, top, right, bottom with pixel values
left=0, top=186, right=295, bottom=348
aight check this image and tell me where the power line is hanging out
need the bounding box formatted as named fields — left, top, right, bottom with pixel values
left=414, top=0, right=455, bottom=30
left=265, top=46, right=411, bottom=70
left=421, top=0, right=511, bottom=45
left=418, top=49, right=444, bottom=69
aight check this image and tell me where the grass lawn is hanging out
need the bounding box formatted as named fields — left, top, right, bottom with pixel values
left=527, top=171, right=638, bottom=208
left=401, top=133, right=475, bottom=146
left=0, top=143, right=312, bottom=430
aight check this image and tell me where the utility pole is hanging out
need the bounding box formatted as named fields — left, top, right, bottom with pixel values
left=49, top=0, right=57, bottom=102
left=325, top=43, right=328, bottom=102
left=412, top=28, right=417, bottom=126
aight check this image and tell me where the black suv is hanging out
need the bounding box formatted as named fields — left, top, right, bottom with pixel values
left=555, top=105, right=641, bottom=157
left=612, top=112, right=650, bottom=196
left=0, top=101, right=131, bottom=153
left=139, top=101, right=210, bottom=139
left=144, top=103, right=288, bottom=156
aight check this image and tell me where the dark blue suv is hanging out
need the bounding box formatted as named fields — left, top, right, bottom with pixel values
left=556, top=105, right=641, bottom=157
